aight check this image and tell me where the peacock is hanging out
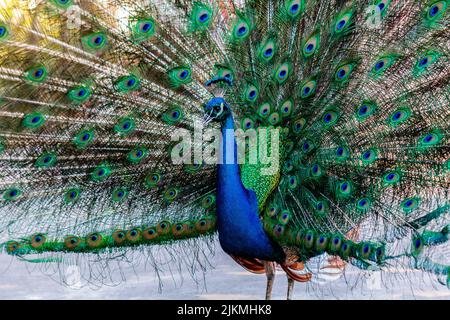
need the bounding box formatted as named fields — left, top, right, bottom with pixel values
left=0, top=0, right=449, bottom=300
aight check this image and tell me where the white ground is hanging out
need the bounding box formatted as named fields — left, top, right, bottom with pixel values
left=0, top=242, right=449, bottom=300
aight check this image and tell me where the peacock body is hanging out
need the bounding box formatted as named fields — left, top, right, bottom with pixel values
left=0, top=0, right=449, bottom=299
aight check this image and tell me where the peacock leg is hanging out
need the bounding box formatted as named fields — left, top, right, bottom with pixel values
left=287, top=276, right=295, bottom=300
left=264, top=261, right=276, bottom=300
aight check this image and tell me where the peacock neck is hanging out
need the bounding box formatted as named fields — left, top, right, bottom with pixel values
left=215, top=113, right=284, bottom=262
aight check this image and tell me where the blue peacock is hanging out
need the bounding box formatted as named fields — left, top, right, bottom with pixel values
left=0, top=0, right=449, bottom=299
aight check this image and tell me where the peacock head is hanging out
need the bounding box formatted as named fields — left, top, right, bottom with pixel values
left=203, top=75, right=233, bottom=123
left=204, top=97, right=231, bottom=122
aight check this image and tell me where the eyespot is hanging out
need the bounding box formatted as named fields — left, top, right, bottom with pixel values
left=172, top=223, right=186, bottom=237
left=274, top=62, right=291, bottom=84
left=90, top=164, right=112, bottom=182
left=64, top=236, right=81, bottom=250
left=244, top=83, right=258, bottom=102
left=50, top=0, right=73, bottom=9
left=371, top=55, right=399, bottom=75
left=143, top=227, right=159, bottom=240
left=278, top=210, right=290, bottom=225
left=292, top=118, right=306, bottom=134
left=335, top=63, right=356, bottom=82
left=401, top=197, right=420, bottom=213
left=425, top=1, right=447, bottom=21
left=258, top=39, right=276, bottom=62
left=232, top=18, right=251, bottom=41
left=268, top=112, right=280, bottom=126
left=31, top=234, right=46, bottom=249
left=334, top=11, right=353, bottom=34
left=64, top=188, right=80, bottom=204
left=112, top=187, right=128, bottom=203
left=415, top=51, right=440, bottom=74
left=321, top=109, right=339, bottom=127
left=114, top=117, right=136, bottom=135
left=112, top=230, right=126, bottom=244
left=418, top=131, right=443, bottom=149
left=340, top=241, right=353, bottom=258
left=279, top=99, right=293, bottom=118
left=304, top=230, right=316, bottom=249
left=2, top=187, right=22, bottom=201
left=302, top=140, right=314, bottom=153
left=258, top=102, right=272, bottom=119
left=335, top=146, right=349, bottom=162
left=82, top=32, right=107, bottom=51
left=303, top=33, right=320, bottom=58
left=356, top=101, right=377, bottom=121
left=22, top=113, right=46, bottom=129
left=356, top=197, right=372, bottom=211
left=164, top=187, right=179, bottom=203
left=375, top=0, right=391, bottom=13
left=157, top=221, right=171, bottom=235
left=315, top=200, right=328, bottom=216
left=309, top=163, right=323, bottom=178
left=216, top=65, right=234, bottom=81
left=0, top=23, right=9, bottom=40
left=266, top=203, right=279, bottom=218
left=412, top=237, right=424, bottom=256
left=315, top=234, right=329, bottom=251
left=162, top=106, right=184, bottom=125
left=168, top=66, right=192, bottom=88
left=329, top=235, right=343, bottom=252
left=287, top=175, right=299, bottom=190
left=114, top=75, right=140, bottom=93
left=67, top=86, right=91, bottom=103
left=387, top=107, right=411, bottom=127
left=272, top=224, right=285, bottom=238
left=128, top=147, right=148, bottom=164
left=25, top=65, right=47, bottom=83
left=383, top=170, right=401, bottom=186
left=195, top=218, right=210, bottom=233
left=285, top=0, right=304, bottom=19
left=300, top=79, right=317, bottom=99
left=73, top=129, right=94, bottom=149
left=35, top=152, right=57, bottom=168
left=361, top=148, right=378, bottom=164
left=336, top=180, right=353, bottom=198
left=132, top=18, right=155, bottom=42
left=86, top=233, right=103, bottom=248
left=145, top=172, right=162, bottom=188
left=374, top=246, right=385, bottom=263
left=126, top=228, right=142, bottom=243
left=359, top=242, right=372, bottom=259
left=6, top=241, right=22, bottom=254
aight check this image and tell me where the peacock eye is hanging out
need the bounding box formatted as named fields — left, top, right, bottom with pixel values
left=51, top=0, right=74, bottom=9
left=168, top=66, right=192, bottom=87
left=274, top=62, right=291, bottom=84
left=426, top=1, right=447, bottom=21
left=114, top=75, right=140, bottom=93
left=231, top=17, right=251, bottom=41
left=334, top=11, right=353, bottom=34
left=82, top=32, right=107, bottom=51
left=300, top=79, right=317, bottom=98
left=25, top=65, right=47, bottom=83
left=35, top=152, right=57, bottom=168
left=115, top=118, right=136, bottom=135
left=285, top=0, right=304, bottom=18
left=335, top=63, right=356, bottom=82
left=0, top=24, right=9, bottom=40
left=91, top=164, right=111, bottom=182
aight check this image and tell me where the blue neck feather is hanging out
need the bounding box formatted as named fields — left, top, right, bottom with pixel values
left=216, top=113, right=284, bottom=262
